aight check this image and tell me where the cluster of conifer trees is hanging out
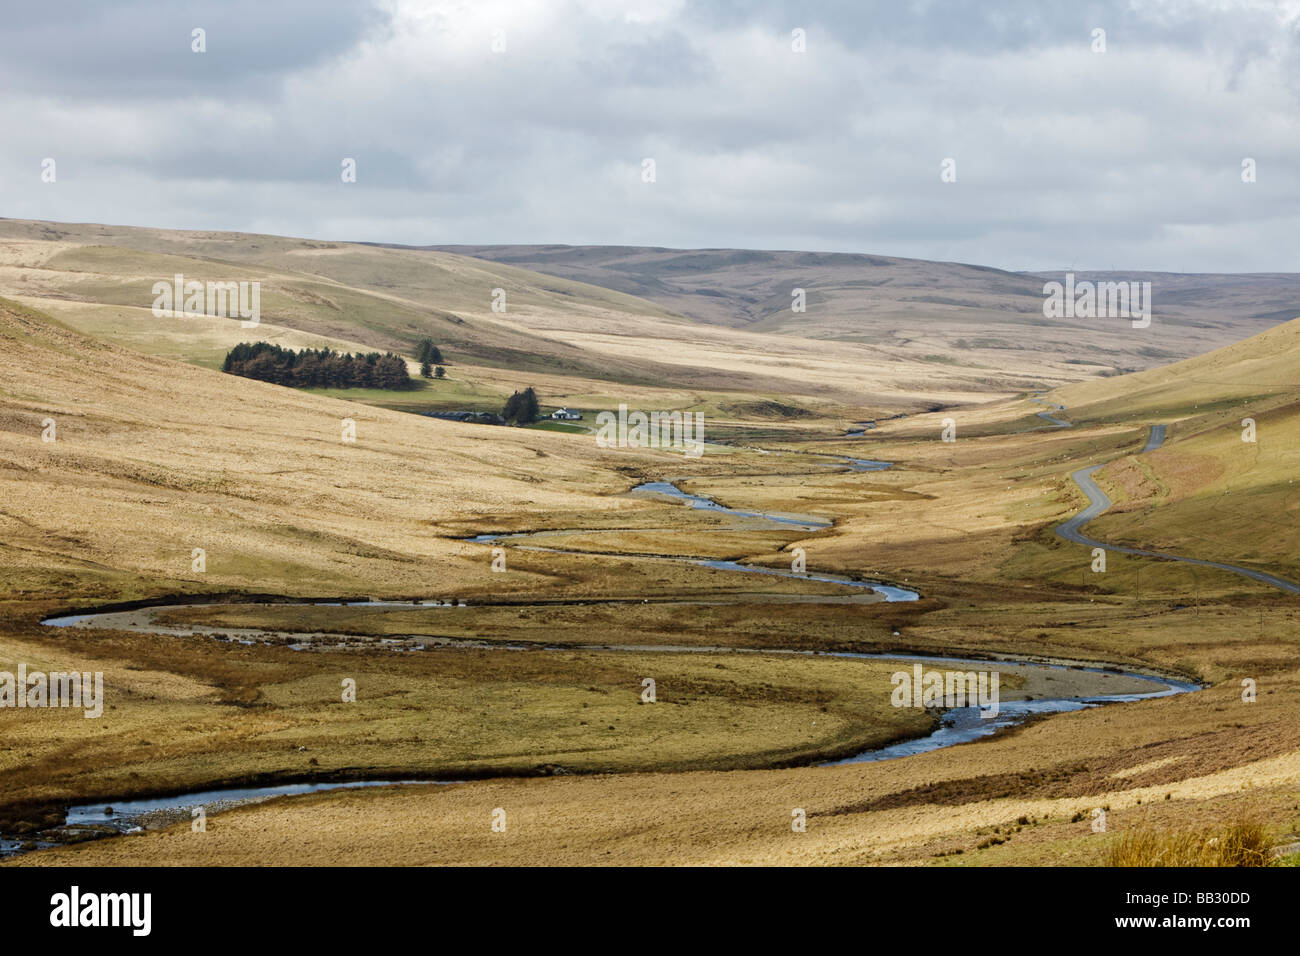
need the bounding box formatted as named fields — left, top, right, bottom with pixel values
left=220, top=341, right=549, bottom=424
left=416, top=338, right=445, bottom=378
left=222, top=342, right=411, bottom=390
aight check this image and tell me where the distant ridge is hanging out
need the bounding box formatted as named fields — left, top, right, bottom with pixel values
left=417, top=243, right=1300, bottom=374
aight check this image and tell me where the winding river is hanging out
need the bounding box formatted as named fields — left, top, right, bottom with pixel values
left=16, top=423, right=1213, bottom=856
left=11, top=641, right=1198, bottom=854
left=467, top=473, right=916, bottom=602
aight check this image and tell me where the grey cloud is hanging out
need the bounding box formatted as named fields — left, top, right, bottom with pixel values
left=1, top=0, right=1297, bottom=272
left=0, top=0, right=385, bottom=98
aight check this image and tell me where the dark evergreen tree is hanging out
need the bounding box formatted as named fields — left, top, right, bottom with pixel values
left=520, top=387, right=540, bottom=424
left=502, top=387, right=541, bottom=423
left=503, top=391, right=522, bottom=421
left=416, top=338, right=444, bottom=365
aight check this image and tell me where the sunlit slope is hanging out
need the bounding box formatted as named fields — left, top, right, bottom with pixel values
left=0, top=221, right=1083, bottom=409
left=0, top=297, right=667, bottom=602
left=1049, top=316, right=1300, bottom=584
left=0, top=219, right=682, bottom=321
left=0, top=221, right=697, bottom=387
left=1050, top=314, right=1300, bottom=423
left=0, top=293, right=429, bottom=373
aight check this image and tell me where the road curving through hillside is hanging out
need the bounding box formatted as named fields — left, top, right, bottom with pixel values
left=1029, top=394, right=1071, bottom=428
left=1056, top=422, right=1300, bottom=594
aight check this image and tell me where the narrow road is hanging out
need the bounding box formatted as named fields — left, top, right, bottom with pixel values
left=1055, top=424, right=1300, bottom=594
left=1029, top=396, right=1071, bottom=428
left=1036, top=410, right=1070, bottom=428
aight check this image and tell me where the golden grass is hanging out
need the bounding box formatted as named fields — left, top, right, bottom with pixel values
left=0, top=623, right=941, bottom=833
left=3, top=283, right=1300, bottom=867
left=0, top=295, right=723, bottom=603
left=17, top=741, right=1300, bottom=866
left=1053, top=315, right=1300, bottom=423
left=0, top=223, right=1059, bottom=409
left=1106, top=819, right=1274, bottom=867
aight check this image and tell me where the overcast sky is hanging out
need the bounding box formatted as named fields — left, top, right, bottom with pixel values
left=3, top=0, right=1298, bottom=272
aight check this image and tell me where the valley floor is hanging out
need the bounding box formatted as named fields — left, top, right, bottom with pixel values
left=2, top=297, right=1297, bottom=866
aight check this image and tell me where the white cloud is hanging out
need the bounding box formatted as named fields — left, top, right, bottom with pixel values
left=1, top=0, right=1296, bottom=271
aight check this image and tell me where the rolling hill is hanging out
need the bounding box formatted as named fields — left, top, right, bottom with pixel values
left=0, top=295, right=685, bottom=603
left=1045, top=315, right=1300, bottom=584
left=423, top=243, right=1300, bottom=375
left=0, top=219, right=1123, bottom=416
